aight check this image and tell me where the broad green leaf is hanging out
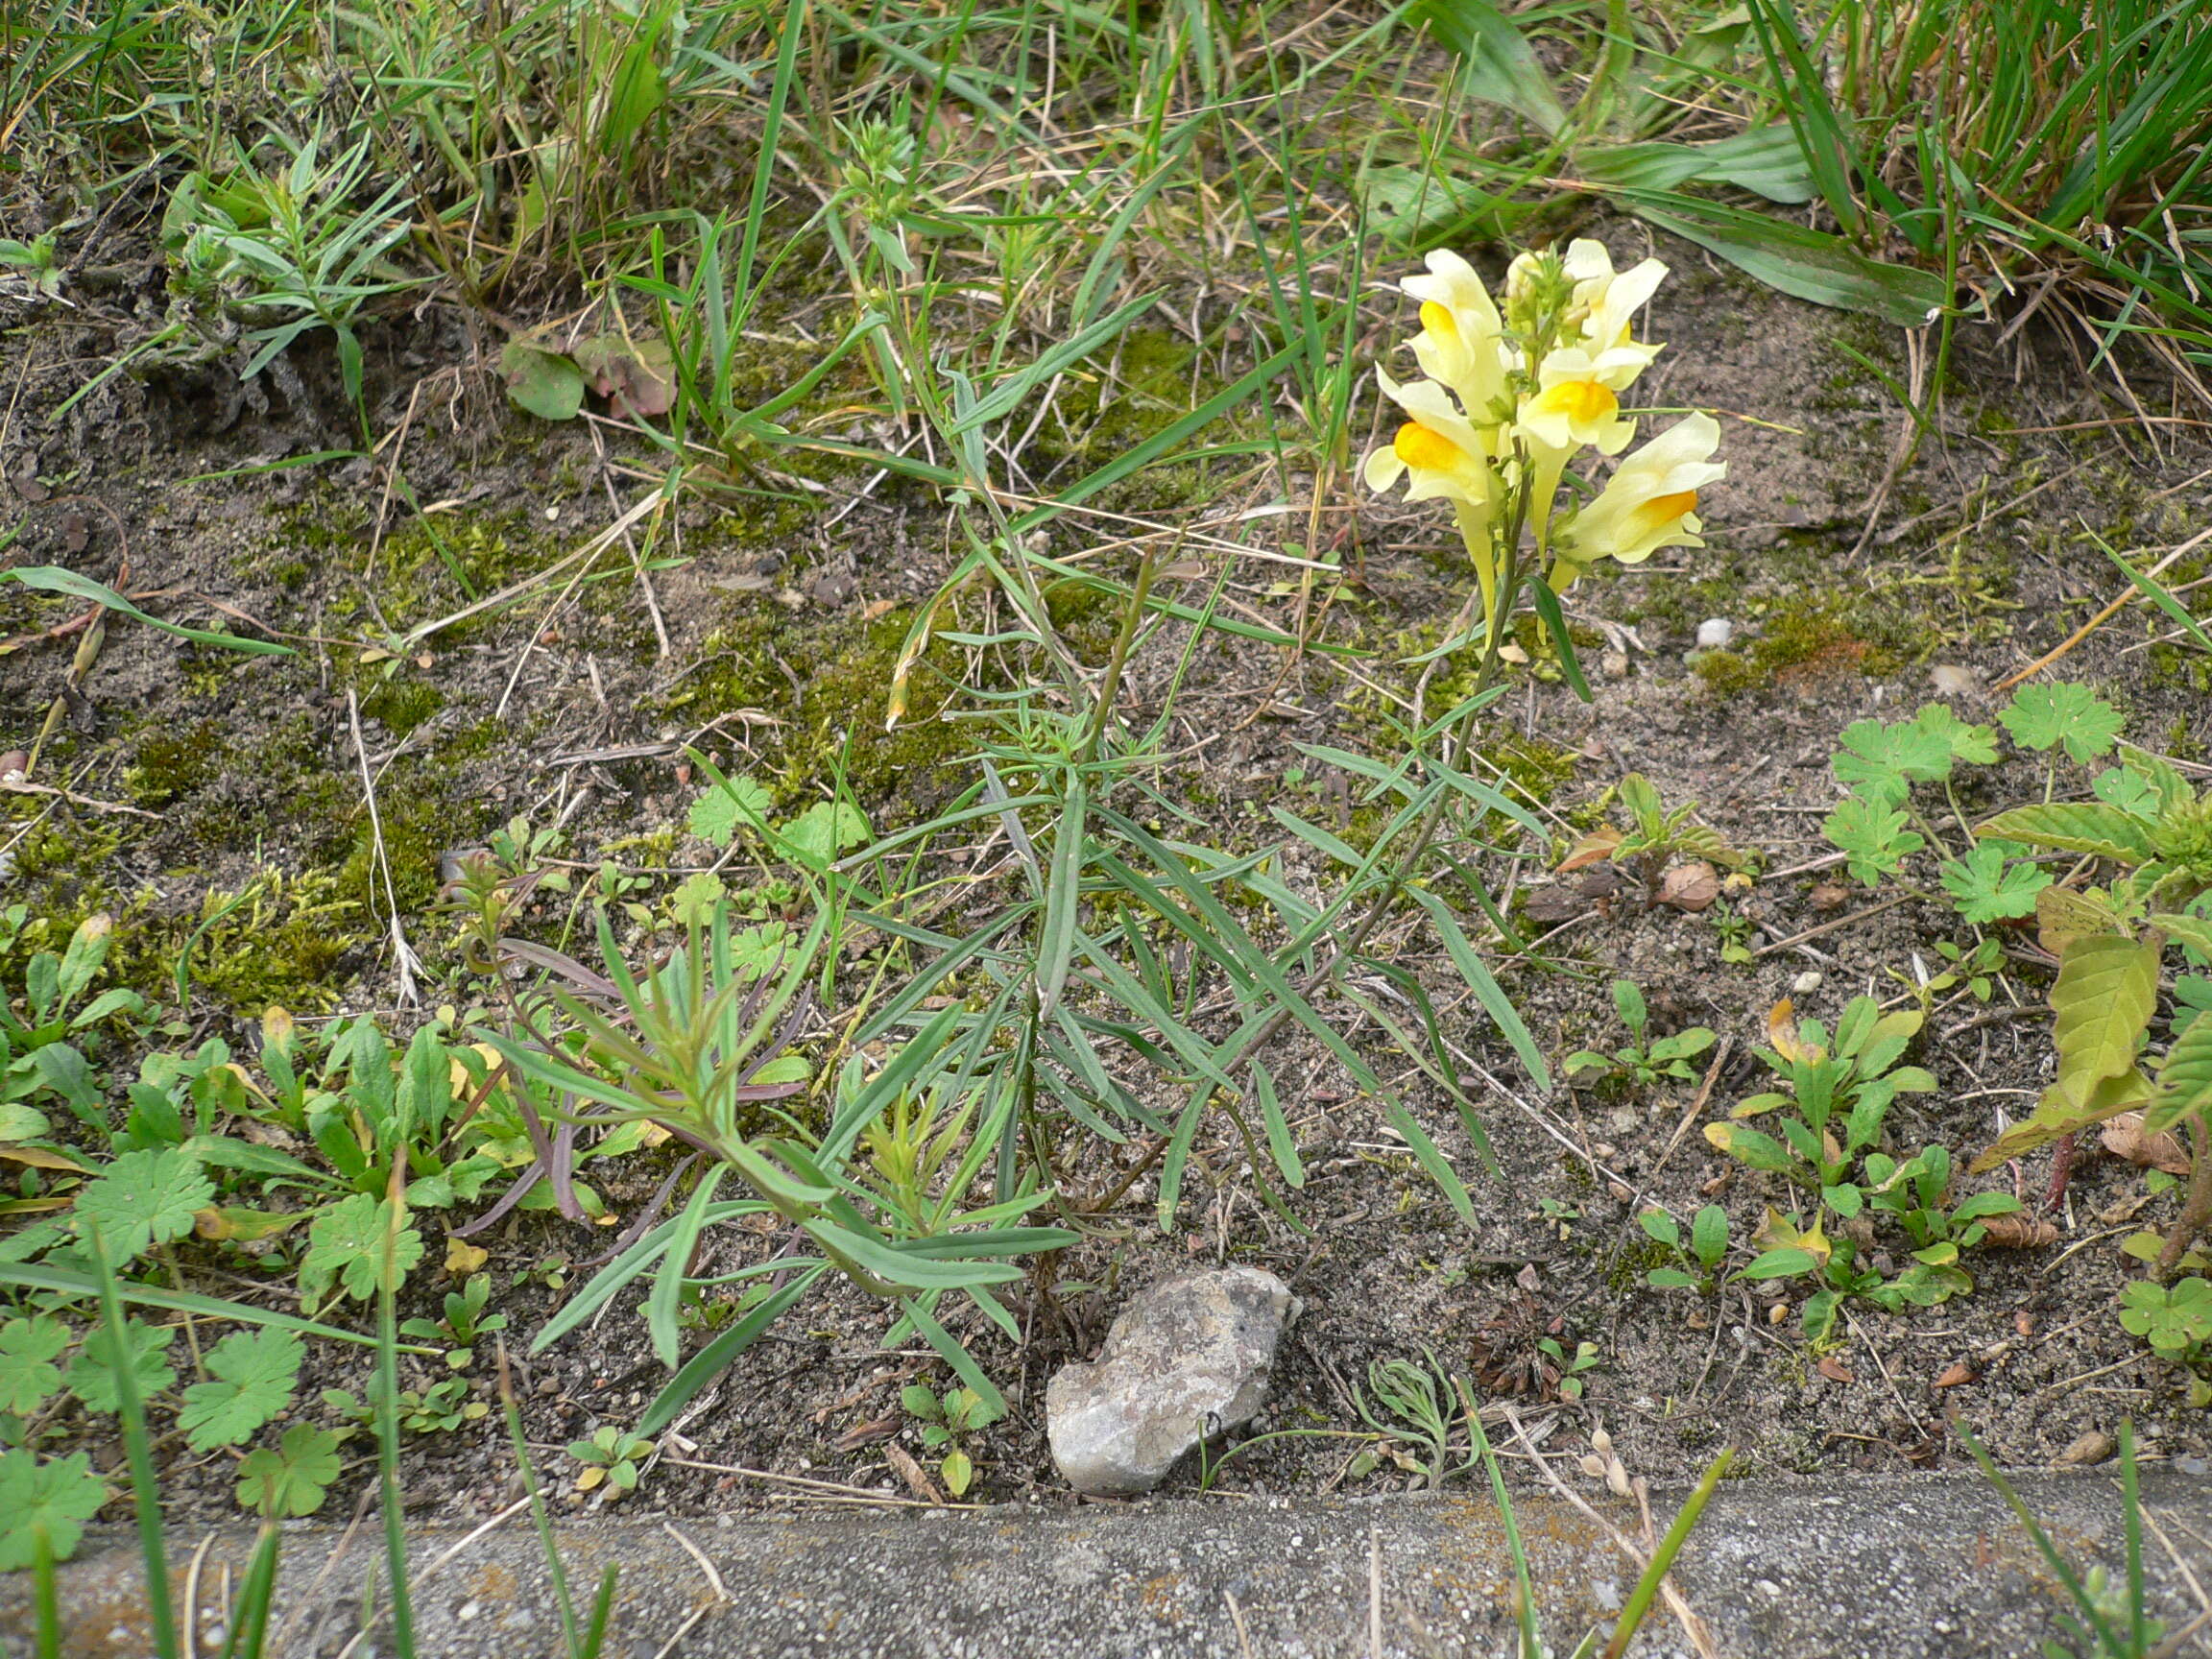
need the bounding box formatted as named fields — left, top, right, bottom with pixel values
left=0, top=1316, right=67, bottom=1413
left=1939, top=840, right=2051, bottom=924
left=2146, top=1010, right=2212, bottom=1134
left=2152, top=913, right=2212, bottom=960
left=687, top=776, right=775, bottom=846
left=179, top=1327, right=302, bottom=1451
left=2050, top=933, right=2161, bottom=1094
left=1576, top=126, right=1815, bottom=204
left=64, top=1317, right=176, bottom=1414
left=1691, top=1205, right=1729, bottom=1266
left=1413, top=0, right=1568, bottom=136
left=301, top=1192, right=423, bottom=1310
left=1978, top=803, right=2160, bottom=866
left=1833, top=715, right=1956, bottom=804
left=1969, top=1068, right=2152, bottom=1172
left=1617, top=194, right=1947, bottom=326
left=2000, top=683, right=2123, bottom=761
left=234, top=1423, right=345, bottom=1517
left=497, top=342, right=584, bottom=422
left=1822, top=796, right=1922, bottom=887
left=0, top=1450, right=108, bottom=1570
left=74, top=1149, right=214, bottom=1262
left=1735, top=1246, right=1817, bottom=1282
left=1703, top=1121, right=1795, bottom=1174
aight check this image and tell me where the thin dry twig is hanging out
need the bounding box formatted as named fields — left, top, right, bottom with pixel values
left=1992, top=525, right=2212, bottom=693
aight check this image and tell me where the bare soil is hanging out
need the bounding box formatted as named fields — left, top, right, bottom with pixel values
left=6, top=195, right=2212, bottom=1530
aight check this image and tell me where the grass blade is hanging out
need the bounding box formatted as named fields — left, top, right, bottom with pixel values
left=82, top=1224, right=178, bottom=1659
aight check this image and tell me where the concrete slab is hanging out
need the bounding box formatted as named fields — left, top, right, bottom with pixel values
left=5, top=1470, right=2208, bottom=1657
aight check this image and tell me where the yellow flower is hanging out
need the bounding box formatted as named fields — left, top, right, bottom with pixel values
left=1515, top=347, right=1638, bottom=454
left=1554, top=413, right=1724, bottom=580
left=1363, top=368, right=1504, bottom=625
left=1401, top=250, right=1512, bottom=415
left=1562, top=239, right=1667, bottom=372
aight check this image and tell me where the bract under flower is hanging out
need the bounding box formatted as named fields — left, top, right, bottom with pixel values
left=1554, top=412, right=1725, bottom=580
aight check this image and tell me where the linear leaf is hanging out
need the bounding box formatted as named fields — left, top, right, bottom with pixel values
left=1404, top=886, right=1551, bottom=1093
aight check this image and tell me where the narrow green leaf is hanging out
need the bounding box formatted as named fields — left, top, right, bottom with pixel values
left=2, top=565, right=292, bottom=655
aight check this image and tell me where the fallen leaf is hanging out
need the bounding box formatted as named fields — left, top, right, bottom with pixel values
left=2101, top=1112, right=2191, bottom=1176
left=883, top=1441, right=945, bottom=1504
left=1522, top=886, right=1585, bottom=924
left=833, top=1414, right=899, bottom=1453
left=1979, top=1214, right=2059, bottom=1249
left=1658, top=860, right=1719, bottom=912
left=2056, top=1430, right=2115, bottom=1467
left=60, top=510, right=88, bottom=553
left=1933, top=1360, right=1976, bottom=1388
left=1816, top=1356, right=1855, bottom=1383
left=1557, top=827, right=1625, bottom=873
left=445, top=1238, right=489, bottom=1276
left=8, top=453, right=49, bottom=502
left=1809, top=882, right=1850, bottom=912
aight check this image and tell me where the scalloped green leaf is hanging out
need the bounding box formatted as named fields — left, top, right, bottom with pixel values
left=1978, top=803, right=2160, bottom=866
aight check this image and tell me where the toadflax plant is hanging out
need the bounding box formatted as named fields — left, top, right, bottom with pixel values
left=1363, top=240, right=1725, bottom=668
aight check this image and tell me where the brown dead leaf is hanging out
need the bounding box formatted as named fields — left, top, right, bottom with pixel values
left=833, top=1414, right=900, bottom=1453
left=1522, top=886, right=1585, bottom=924
left=1557, top=826, right=1625, bottom=873
left=7, top=453, right=48, bottom=502
left=1816, top=1356, right=1855, bottom=1383
left=882, top=1441, right=945, bottom=1503
left=1979, top=1213, right=2060, bottom=1249
left=1658, top=860, right=1719, bottom=912
left=2101, top=1111, right=2191, bottom=1176
left=1809, top=882, right=1850, bottom=913
left=1932, top=1360, right=1977, bottom=1389
left=59, top=510, right=88, bottom=554
left=2056, top=1430, right=2116, bottom=1467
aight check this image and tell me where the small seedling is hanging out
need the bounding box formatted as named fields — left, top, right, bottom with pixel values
left=2117, top=1277, right=2212, bottom=1365
left=568, top=1425, right=654, bottom=1498
left=1565, top=979, right=1716, bottom=1090
left=1639, top=1205, right=1730, bottom=1294
left=1538, top=1336, right=1601, bottom=1402
left=900, top=1383, right=1001, bottom=1499
left=1557, top=775, right=1743, bottom=908
left=324, top=1376, right=487, bottom=1435
left=400, top=1272, right=509, bottom=1370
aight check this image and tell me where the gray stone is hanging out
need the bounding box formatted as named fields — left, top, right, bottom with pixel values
left=1046, top=1265, right=1296, bottom=1496
left=1695, top=616, right=1735, bottom=649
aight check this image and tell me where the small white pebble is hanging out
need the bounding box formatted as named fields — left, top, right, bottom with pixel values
left=1791, top=971, right=1823, bottom=995
left=456, top=1600, right=481, bottom=1623
left=1930, top=663, right=1983, bottom=700
left=1757, top=1579, right=1783, bottom=1599
left=545, top=505, right=561, bottom=521
left=1695, top=618, right=1735, bottom=649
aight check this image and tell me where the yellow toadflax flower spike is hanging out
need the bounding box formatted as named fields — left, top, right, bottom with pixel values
left=1362, top=367, right=1505, bottom=630
left=1553, top=413, right=1725, bottom=588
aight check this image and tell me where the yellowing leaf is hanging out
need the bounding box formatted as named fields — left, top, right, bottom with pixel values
left=2050, top=933, right=2160, bottom=1094
left=445, top=1238, right=489, bottom=1277
left=1766, top=999, right=1819, bottom=1064
left=2034, top=885, right=2122, bottom=958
